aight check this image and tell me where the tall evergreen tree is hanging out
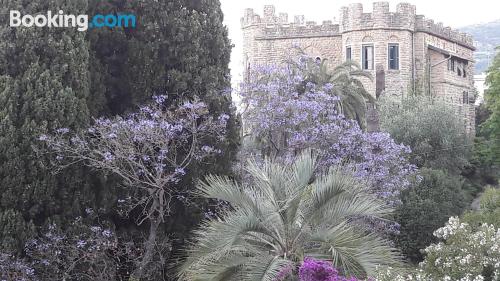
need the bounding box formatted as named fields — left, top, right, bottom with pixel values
left=0, top=0, right=99, bottom=254
left=88, top=0, right=239, bottom=252
left=482, top=47, right=500, bottom=164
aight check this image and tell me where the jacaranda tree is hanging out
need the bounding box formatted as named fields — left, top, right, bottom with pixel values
left=41, top=96, right=228, bottom=280
left=287, top=51, right=374, bottom=130
left=239, top=61, right=416, bottom=206
left=179, top=151, right=401, bottom=280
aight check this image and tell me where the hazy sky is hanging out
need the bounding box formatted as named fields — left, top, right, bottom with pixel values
left=220, top=0, right=500, bottom=86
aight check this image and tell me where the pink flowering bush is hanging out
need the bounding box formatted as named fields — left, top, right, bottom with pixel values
left=298, top=258, right=360, bottom=281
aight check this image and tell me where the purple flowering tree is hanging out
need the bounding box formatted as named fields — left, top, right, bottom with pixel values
left=24, top=217, right=136, bottom=281
left=0, top=253, right=37, bottom=281
left=39, top=95, right=227, bottom=279
left=239, top=62, right=416, bottom=205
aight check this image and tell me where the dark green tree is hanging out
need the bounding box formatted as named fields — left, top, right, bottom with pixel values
left=379, top=96, right=471, bottom=174
left=395, top=168, right=468, bottom=263
left=88, top=0, right=240, bottom=250
left=482, top=47, right=500, bottom=164
left=83, top=1, right=240, bottom=278
left=0, top=0, right=102, bottom=254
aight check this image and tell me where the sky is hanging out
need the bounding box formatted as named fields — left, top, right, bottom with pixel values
left=220, top=0, right=500, bottom=87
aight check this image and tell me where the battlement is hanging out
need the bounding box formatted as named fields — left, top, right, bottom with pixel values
left=339, top=2, right=473, bottom=49
left=339, top=2, right=417, bottom=31
left=415, top=15, right=474, bottom=48
left=242, top=3, right=474, bottom=49
left=241, top=6, right=340, bottom=39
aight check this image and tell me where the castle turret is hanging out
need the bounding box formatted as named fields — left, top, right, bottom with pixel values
left=279, top=13, right=288, bottom=24
left=373, top=2, right=390, bottom=28
left=348, top=3, right=363, bottom=30
left=294, top=15, right=305, bottom=25
left=396, top=2, right=416, bottom=29
left=263, top=5, right=277, bottom=24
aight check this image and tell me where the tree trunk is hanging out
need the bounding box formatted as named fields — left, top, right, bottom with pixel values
left=131, top=199, right=161, bottom=280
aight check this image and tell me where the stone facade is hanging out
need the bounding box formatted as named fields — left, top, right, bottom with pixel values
left=241, top=2, right=476, bottom=134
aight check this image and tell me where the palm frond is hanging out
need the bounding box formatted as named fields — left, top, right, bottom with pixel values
left=244, top=255, right=293, bottom=281
left=309, top=222, right=401, bottom=277
left=181, top=151, right=400, bottom=280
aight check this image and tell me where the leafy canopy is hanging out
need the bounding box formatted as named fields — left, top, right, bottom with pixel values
left=379, top=96, right=471, bottom=174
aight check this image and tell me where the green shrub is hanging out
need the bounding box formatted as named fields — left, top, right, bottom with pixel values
left=379, top=96, right=471, bottom=174
left=395, top=168, right=468, bottom=262
left=462, top=187, right=500, bottom=228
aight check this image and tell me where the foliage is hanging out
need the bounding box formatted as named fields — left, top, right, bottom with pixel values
left=287, top=51, right=374, bottom=130
left=0, top=253, right=37, bottom=281
left=88, top=1, right=240, bottom=267
left=395, top=168, right=468, bottom=263
left=298, top=258, right=360, bottom=281
left=375, top=217, right=500, bottom=281
left=179, top=151, right=401, bottom=280
left=462, top=188, right=500, bottom=228
left=25, top=217, right=137, bottom=281
left=482, top=46, right=500, bottom=164
left=379, top=96, right=471, bottom=174
left=0, top=0, right=97, bottom=255
left=240, top=63, right=416, bottom=206
left=463, top=103, right=499, bottom=197
left=41, top=96, right=228, bottom=279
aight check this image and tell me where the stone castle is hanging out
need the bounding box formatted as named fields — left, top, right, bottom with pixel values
left=241, top=2, right=476, bottom=133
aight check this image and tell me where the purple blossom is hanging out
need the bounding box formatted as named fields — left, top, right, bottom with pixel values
left=275, top=264, right=293, bottom=281
left=298, top=258, right=360, bottom=281
left=107, top=133, right=117, bottom=139
left=56, top=128, right=70, bottom=134
left=76, top=240, right=87, bottom=248
left=174, top=167, right=186, bottom=176
left=153, top=95, right=167, bottom=104
left=103, top=152, right=114, bottom=161
left=102, top=230, right=112, bottom=238
left=239, top=63, right=417, bottom=205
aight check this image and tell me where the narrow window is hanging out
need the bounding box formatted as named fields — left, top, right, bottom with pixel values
left=462, top=92, right=469, bottom=104
left=346, top=46, right=352, bottom=61
left=388, top=44, right=399, bottom=70
left=448, top=58, right=455, bottom=72
left=362, top=45, right=374, bottom=70
left=451, top=59, right=455, bottom=72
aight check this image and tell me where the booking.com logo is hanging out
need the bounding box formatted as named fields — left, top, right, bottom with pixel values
left=10, top=10, right=136, bottom=31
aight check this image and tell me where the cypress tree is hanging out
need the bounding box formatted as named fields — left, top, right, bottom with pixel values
left=89, top=0, right=239, bottom=238
left=0, top=0, right=99, bottom=254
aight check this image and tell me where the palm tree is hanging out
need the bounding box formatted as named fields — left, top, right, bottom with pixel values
left=330, top=61, right=375, bottom=131
left=288, top=50, right=374, bottom=130
left=178, top=151, right=401, bottom=280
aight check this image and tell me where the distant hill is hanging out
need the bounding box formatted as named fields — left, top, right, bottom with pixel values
left=460, top=19, right=500, bottom=74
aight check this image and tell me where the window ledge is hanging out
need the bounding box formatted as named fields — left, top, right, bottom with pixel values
left=387, top=69, right=400, bottom=73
